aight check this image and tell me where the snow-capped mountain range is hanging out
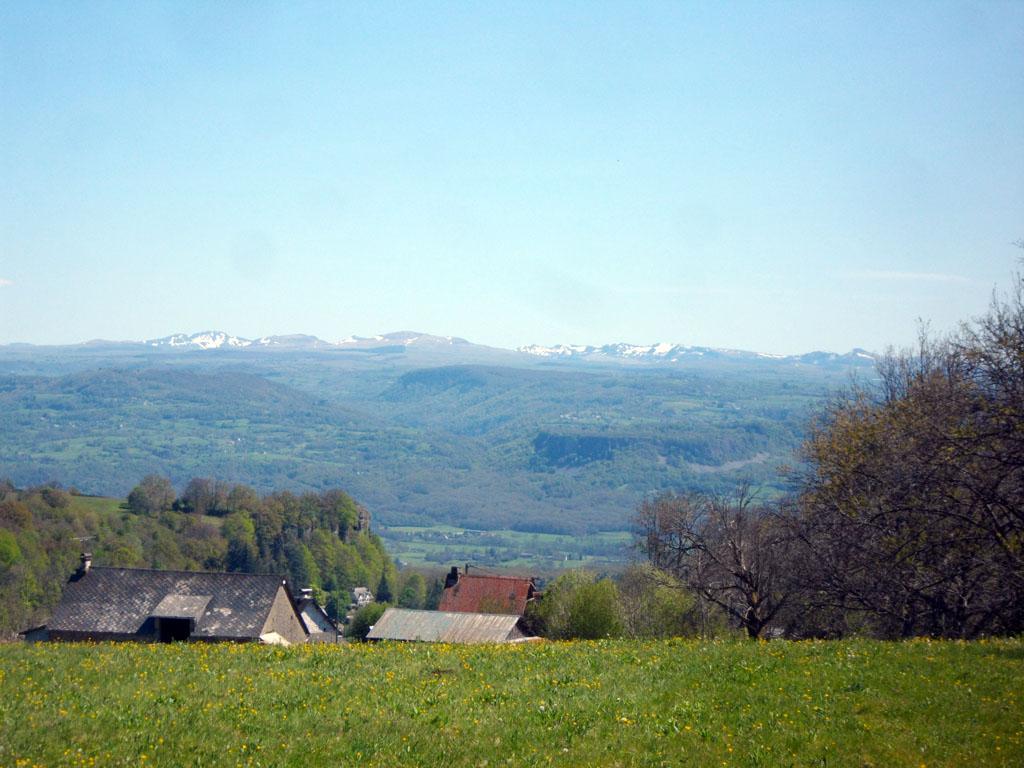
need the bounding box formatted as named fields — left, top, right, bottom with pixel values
left=122, top=331, right=879, bottom=367
left=10, top=330, right=875, bottom=368
left=141, top=330, right=467, bottom=351
left=516, top=341, right=877, bottom=367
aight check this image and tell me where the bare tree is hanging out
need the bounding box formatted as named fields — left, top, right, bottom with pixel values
left=635, top=487, right=797, bottom=638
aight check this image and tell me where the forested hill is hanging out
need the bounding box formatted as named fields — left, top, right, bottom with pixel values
left=0, top=339, right=868, bottom=534
left=0, top=481, right=396, bottom=639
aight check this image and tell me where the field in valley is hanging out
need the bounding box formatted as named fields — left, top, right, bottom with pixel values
left=1, top=638, right=1020, bottom=767
left=379, top=524, right=633, bottom=573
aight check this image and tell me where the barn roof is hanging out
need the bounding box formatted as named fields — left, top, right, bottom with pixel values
left=366, top=608, right=532, bottom=643
left=438, top=573, right=536, bottom=615
left=48, top=567, right=293, bottom=640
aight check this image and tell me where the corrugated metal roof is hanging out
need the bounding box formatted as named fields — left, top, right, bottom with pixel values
left=366, top=608, right=530, bottom=643
left=438, top=574, right=535, bottom=614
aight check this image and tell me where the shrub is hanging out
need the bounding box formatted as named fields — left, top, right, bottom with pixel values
left=346, top=602, right=387, bottom=641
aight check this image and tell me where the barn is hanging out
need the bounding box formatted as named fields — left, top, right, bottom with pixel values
left=36, top=554, right=309, bottom=645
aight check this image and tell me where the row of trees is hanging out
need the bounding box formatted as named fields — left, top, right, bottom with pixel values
left=124, top=477, right=395, bottom=620
left=636, top=272, right=1024, bottom=639
left=128, top=476, right=364, bottom=537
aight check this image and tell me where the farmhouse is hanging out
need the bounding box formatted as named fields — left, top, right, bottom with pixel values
left=439, top=566, right=537, bottom=615
left=366, top=607, right=536, bottom=643
left=37, top=554, right=308, bottom=645
left=351, top=586, right=374, bottom=609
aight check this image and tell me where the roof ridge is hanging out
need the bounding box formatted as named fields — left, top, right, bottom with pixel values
left=87, top=566, right=286, bottom=580
left=383, top=606, right=523, bottom=619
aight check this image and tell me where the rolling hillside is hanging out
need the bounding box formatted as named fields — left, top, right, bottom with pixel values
left=0, top=334, right=872, bottom=533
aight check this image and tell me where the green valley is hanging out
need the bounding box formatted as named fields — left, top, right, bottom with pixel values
left=0, top=338, right=866, bottom=535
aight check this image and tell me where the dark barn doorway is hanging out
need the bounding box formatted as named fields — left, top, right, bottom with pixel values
left=157, top=617, right=192, bottom=643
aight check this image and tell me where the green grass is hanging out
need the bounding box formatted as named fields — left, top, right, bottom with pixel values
left=65, top=495, right=229, bottom=530
left=379, top=525, right=633, bottom=572
left=66, top=494, right=124, bottom=516
left=1, top=639, right=1021, bottom=767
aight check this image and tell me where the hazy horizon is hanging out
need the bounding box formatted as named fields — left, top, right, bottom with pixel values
left=2, top=2, right=1022, bottom=355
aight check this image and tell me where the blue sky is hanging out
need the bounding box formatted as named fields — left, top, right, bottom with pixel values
left=1, top=1, right=1022, bottom=354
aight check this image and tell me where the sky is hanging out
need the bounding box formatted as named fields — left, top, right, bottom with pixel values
left=1, top=2, right=1022, bottom=355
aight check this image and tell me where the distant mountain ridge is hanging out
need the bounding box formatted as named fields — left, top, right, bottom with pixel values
left=133, top=331, right=468, bottom=351
left=6, top=330, right=877, bottom=368
left=517, top=342, right=877, bottom=367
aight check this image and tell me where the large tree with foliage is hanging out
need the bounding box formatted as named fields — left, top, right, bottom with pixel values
left=127, top=475, right=175, bottom=516
left=794, top=275, right=1024, bottom=638
left=397, top=572, right=427, bottom=609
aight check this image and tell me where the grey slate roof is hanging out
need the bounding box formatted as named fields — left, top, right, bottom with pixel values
left=366, top=608, right=532, bottom=643
left=48, top=567, right=290, bottom=640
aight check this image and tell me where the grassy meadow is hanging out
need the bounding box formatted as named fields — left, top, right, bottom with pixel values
left=379, top=524, right=633, bottom=572
left=1, top=638, right=1021, bottom=767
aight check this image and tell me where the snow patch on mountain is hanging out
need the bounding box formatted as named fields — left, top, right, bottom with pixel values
left=146, top=332, right=336, bottom=350
left=338, top=332, right=469, bottom=348
left=147, top=331, right=252, bottom=349
left=518, top=344, right=595, bottom=358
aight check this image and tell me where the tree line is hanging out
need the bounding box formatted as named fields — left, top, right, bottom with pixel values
left=634, top=273, right=1024, bottom=639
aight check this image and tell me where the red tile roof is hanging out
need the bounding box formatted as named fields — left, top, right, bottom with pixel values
left=438, top=573, right=535, bottom=615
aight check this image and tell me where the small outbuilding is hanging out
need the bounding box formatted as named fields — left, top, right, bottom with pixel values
left=295, top=588, right=339, bottom=643
left=366, top=607, right=537, bottom=644
left=40, top=554, right=309, bottom=644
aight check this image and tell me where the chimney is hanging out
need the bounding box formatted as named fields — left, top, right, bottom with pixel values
left=79, top=552, right=92, bottom=575
left=444, top=566, right=459, bottom=589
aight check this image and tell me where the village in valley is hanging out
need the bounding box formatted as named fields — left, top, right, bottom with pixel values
left=25, top=549, right=543, bottom=647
